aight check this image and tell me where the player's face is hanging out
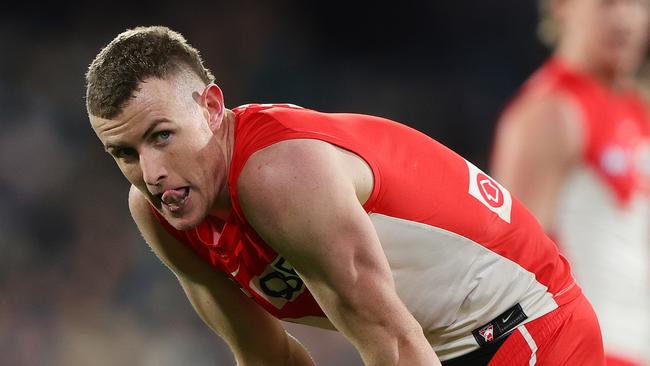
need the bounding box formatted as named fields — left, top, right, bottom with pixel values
left=90, top=75, right=227, bottom=230
left=560, top=0, right=650, bottom=74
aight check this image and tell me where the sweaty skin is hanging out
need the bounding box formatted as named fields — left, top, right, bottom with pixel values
left=90, top=71, right=441, bottom=365
left=90, top=71, right=234, bottom=229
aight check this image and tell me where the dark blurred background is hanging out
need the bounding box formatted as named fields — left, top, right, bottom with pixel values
left=0, top=1, right=549, bottom=365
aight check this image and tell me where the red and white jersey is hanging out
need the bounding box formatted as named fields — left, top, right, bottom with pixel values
left=499, top=58, right=650, bottom=361
left=153, top=103, right=580, bottom=360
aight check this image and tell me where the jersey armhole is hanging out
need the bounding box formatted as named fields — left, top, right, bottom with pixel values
left=229, top=132, right=383, bottom=222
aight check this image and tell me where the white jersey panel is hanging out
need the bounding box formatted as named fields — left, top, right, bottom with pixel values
left=556, top=166, right=650, bottom=361
left=369, top=213, right=558, bottom=361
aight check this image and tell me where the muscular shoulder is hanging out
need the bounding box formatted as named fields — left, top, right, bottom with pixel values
left=507, top=91, right=580, bottom=131
left=241, top=138, right=338, bottom=181
left=237, top=139, right=372, bottom=212
left=128, top=185, right=161, bottom=231
left=497, top=91, right=584, bottom=164
left=129, top=185, right=151, bottom=223
left=238, top=139, right=344, bottom=212
left=241, top=138, right=356, bottom=196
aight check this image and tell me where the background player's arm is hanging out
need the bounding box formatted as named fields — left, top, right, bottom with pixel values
left=491, top=95, right=583, bottom=232
left=238, top=139, right=440, bottom=366
left=128, top=186, right=315, bottom=366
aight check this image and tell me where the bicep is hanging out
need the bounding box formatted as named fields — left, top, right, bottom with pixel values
left=238, top=140, right=391, bottom=294
left=127, top=186, right=294, bottom=364
left=491, top=97, right=582, bottom=230
left=238, top=140, right=418, bottom=343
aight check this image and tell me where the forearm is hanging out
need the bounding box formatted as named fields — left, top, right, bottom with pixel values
left=179, top=279, right=314, bottom=366
left=370, top=334, right=439, bottom=366
left=320, top=278, right=440, bottom=365
left=349, top=314, right=440, bottom=366
left=235, top=331, right=315, bottom=366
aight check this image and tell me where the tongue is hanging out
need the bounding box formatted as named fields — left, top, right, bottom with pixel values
left=161, top=188, right=188, bottom=205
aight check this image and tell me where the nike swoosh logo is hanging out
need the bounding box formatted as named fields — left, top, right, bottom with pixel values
left=501, top=311, right=515, bottom=323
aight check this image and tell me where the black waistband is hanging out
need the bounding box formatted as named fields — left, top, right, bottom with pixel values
left=441, top=303, right=527, bottom=365
left=440, top=331, right=511, bottom=366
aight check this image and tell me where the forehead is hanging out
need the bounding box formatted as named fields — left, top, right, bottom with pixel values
left=89, top=76, right=197, bottom=142
left=127, top=76, right=186, bottom=115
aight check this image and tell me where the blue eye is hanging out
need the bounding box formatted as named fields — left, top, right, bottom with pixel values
left=155, top=131, right=171, bottom=142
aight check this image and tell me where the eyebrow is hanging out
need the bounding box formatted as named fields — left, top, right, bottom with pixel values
left=142, top=118, right=171, bottom=141
left=103, top=118, right=171, bottom=151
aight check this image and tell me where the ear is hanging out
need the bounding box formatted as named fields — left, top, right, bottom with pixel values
left=200, top=83, right=225, bottom=131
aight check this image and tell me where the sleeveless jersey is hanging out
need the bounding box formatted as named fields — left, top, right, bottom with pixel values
left=153, top=103, right=580, bottom=360
left=497, top=58, right=650, bottom=361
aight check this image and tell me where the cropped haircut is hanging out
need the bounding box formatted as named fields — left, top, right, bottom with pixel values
left=85, top=26, right=215, bottom=119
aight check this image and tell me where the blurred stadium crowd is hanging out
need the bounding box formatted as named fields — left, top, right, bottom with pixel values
left=1, top=1, right=553, bottom=365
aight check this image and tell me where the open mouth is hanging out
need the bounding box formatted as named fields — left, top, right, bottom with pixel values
left=159, top=187, right=190, bottom=213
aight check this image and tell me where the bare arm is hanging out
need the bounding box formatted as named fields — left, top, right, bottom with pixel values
left=491, top=95, right=583, bottom=232
left=128, top=186, right=315, bottom=366
left=238, top=139, right=440, bottom=366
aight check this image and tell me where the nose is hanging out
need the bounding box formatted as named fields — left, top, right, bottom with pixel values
left=140, top=149, right=168, bottom=188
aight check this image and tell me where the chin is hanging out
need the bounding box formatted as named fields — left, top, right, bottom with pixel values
left=599, top=51, right=635, bottom=74
left=166, top=211, right=205, bottom=231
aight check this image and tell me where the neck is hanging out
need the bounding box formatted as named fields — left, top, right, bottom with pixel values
left=208, top=109, right=236, bottom=221
left=554, top=43, right=631, bottom=91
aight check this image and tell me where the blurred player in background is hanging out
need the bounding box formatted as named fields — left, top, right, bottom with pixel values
left=491, top=0, right=650, bottom=364
left=86, top=26, right=605, bottom=365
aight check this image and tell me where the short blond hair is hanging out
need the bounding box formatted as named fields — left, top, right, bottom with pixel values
left=538, top=0, right=559, bottom=47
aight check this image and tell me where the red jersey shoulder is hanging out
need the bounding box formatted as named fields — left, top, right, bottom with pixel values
left=554, top=66, right=650, bottom=203
left=505, top=58, right=650, bottom=204
left=233, top=103, right=305, bottom=117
